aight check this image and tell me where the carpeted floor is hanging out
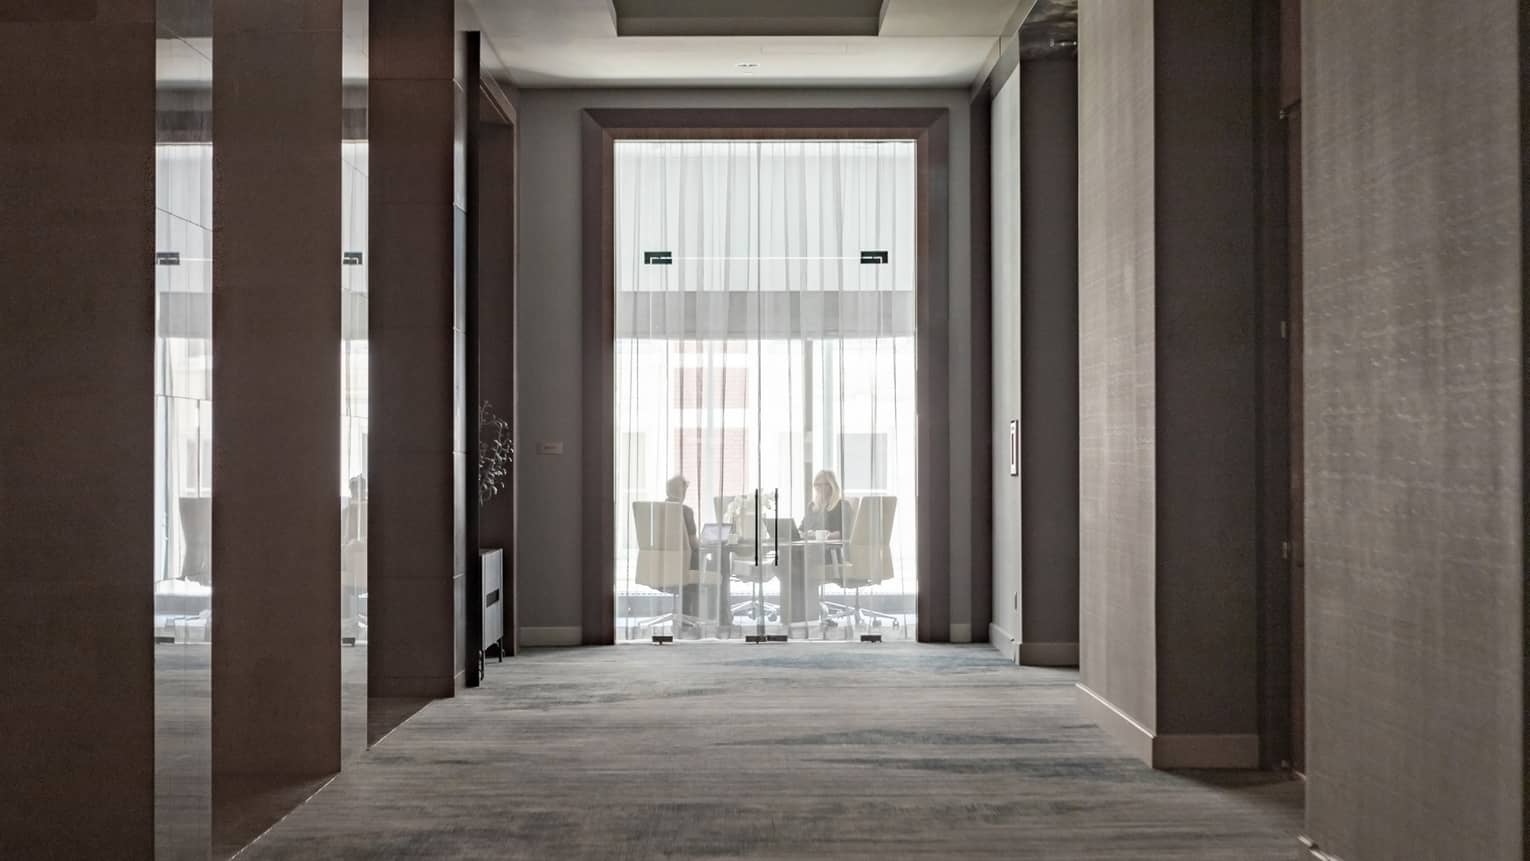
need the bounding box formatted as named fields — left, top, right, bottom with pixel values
left=240, top=643, right=1302, bottom=860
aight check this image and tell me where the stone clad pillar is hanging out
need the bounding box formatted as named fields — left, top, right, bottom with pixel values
left=210, top=0, right=342, bottom=781
left=368, top=0, right=467, bottom=698
left=0, top=3, right=156, bottom=854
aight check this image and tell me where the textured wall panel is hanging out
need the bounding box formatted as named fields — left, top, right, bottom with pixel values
left=0, top=3, right=156, bottom=854
left=1077, top=0, right=1157, bottom=729
left=1303, top=0, right=1523, bottom=857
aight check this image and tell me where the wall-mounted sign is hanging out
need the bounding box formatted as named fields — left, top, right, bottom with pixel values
left=155, top=251, right=181, bottom=266
left=644, top=251, right=673, bottom=265
left=342, top=251, right=364, bottom=265
left=860, top=250, right=889, bottom=265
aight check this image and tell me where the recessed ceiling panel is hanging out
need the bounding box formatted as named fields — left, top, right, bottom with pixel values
left=470, top=0, right=1026, bottom=88
left=613, top=0, right=882, bottom=37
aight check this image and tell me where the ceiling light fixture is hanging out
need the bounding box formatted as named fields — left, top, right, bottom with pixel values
left=735, top=62, right=759, bottom=69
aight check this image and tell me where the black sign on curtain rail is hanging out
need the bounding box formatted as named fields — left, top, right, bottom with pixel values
left=644, top=251, right=673, bottom=265
left=342, top=251, right=364, bottom=265
left=155, top=251, right=181, bottom=266
left=860, top=250, right=889, bottom=264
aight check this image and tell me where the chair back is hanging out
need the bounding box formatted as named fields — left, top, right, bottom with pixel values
left=631, top=501, right=690, bottom=590
left=844, top=495, right=896, bottom=585
left=632, top=500, right=687, bottom=552
left=178, top=496, right=212, bottom=584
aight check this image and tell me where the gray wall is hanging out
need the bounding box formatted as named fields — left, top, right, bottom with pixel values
left=1078, top=0, right=1261, bottom=757
left=990, top=66, right=1022, bottom=652
left=1078, top=0, right=1157, bottom=730
left=1302, top=0, right=1524, bottom=857
left=1150, top=0, right=1259, bottom=738
left=1018, top=58, right=1079, bottom=662
left=516, top=87, right=974, bottom=640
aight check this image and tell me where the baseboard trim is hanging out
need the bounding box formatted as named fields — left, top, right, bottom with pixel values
left=987, top=623, right=1018, bottom=662
left=1152, top=732, right=1259, bottom=769
left=950, top=623, right=973, bottom=643
left=1075, top=682, right=1155, bottom=764
left=1016, top=641, right=1079, bottom=667
left=521, top=626, right=582, bottom=647
left=1075, top=683, right=1259, bottom=769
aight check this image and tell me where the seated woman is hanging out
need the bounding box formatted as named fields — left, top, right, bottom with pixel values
left=801, top=469, right=847, bottom=539
left=784, top=469, right=849, bottom=624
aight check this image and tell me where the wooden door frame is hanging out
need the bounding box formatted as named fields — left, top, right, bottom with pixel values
left=579, top=107, right=951, bottom=645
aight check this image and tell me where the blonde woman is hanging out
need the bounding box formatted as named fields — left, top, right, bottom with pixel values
left=801, top=469, right=847, bottom=539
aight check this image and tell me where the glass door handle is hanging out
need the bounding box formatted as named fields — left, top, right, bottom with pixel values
left=773, top=489, right=779, bottom=565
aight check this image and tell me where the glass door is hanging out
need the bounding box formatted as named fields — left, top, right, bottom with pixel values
left=612, top=138, right=919, bottom=643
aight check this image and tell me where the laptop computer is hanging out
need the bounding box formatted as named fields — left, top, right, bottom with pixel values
left=766, top=517, right=802, bottom=543
left=699, top=522, right=735, bottom=544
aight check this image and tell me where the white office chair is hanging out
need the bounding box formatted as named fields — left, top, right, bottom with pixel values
left=819, top=495, right=900, bottom=634
left=631, top=501, right=718, bottom=637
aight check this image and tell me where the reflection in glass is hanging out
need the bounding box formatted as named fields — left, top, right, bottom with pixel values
left=612, top=140, right=919, bottom=642
left=340, top=1, right=369, bottom=761
left=154, top=3, right=212, bottom=856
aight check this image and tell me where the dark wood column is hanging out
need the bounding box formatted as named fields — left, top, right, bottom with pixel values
left=210, top=0, right=342, bottom=784
left=0, top=3, right=156, bottom=855
left=368, top=0, right=466, bottom=698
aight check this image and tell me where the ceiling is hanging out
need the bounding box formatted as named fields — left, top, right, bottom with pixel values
left=463, top=0, right=1030, bottom=88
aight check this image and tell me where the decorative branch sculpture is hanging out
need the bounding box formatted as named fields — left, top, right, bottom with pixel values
left=479, top=400, right=512, bottom=506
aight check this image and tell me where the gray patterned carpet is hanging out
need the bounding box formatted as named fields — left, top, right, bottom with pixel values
left=241, top=643, right=1302, bottom=860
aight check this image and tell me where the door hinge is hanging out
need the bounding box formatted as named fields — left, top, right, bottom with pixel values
left=1280, top=320, right=1289, bottom=340
left=1281, top=539, right=1291, bottom=561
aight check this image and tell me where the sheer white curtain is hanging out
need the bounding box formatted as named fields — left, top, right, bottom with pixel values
left=154, top=143, right=214, bottom=643
left=613, top=139, right=918, bottom=641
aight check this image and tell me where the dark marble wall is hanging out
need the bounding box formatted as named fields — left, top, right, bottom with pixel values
left=368, top=0, right=466, bottom=698
left=1302, top=0, right=1524, bottom=857
left=210, top=0, right=343, bottom=778
left=0, top=2, right=157, bottom=855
